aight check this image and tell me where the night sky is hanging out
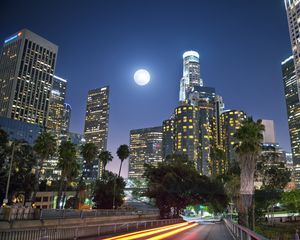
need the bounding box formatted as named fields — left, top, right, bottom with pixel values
left=0, top=0, right=292, bottom=177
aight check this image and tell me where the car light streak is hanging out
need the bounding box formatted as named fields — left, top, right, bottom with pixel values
left=103, top=222, right=189, bottom=240
left=146, top=223, right=198, bottom=240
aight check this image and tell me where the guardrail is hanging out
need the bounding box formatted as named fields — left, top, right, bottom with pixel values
left=0, top=208, right=159, bottom=221
left=0, top=218, right=181, bottom=240
left=224, top=218, right=268, bottom=240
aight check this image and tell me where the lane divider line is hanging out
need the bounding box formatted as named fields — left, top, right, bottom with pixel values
left=145, top=223, right=198, bottom=240
left=102, top=222, right=188, bottom=240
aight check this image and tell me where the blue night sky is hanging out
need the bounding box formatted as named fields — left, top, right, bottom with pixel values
left=0, top=0, right=292, bottom=176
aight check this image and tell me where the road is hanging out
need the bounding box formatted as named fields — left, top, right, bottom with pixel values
left=92, top=221, right=234, bottom=240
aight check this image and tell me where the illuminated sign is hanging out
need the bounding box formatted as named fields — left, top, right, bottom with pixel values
left=4, top=32, right=22, bottom=44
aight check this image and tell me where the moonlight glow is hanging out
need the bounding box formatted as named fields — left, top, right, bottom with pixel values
left=134, top=69, right=150, bottom=86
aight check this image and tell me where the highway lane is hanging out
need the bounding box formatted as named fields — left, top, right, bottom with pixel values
left=162, top=222, right=234, bottom=240
left=95, top=221, right=234, bottom=240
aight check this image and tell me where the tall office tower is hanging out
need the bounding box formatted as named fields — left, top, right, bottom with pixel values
left=215, top=95, right=225, bottom=146
left=194, top=87, right=219, bottom=176
left=174, top=86, right=222, bottom=176
left=162, top=119, right=174, bottom=159
left=174, top=105, right=200, bottom=170
left=47, top=75, right=67, bottom=133
left=0, top=29, right=58, bottom=127
left=284, top=0, right=300, bottom=188
left=285, top=0, right=300, bottom=79
left=261, top=119, right=276, bottom=144
left=179, top=50, right=202, bottom=102
left=128, top=127, right=163, bottom=179
left=63, top=103, right=71, bottom=132
left=84, top=86, right=109, bottom=180
left=220, top=110, right=246, bottom=170
left=281, top=56, right=300, bottom=187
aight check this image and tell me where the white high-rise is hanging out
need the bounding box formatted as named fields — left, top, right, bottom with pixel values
left=179, top=50, right=202, bottom=102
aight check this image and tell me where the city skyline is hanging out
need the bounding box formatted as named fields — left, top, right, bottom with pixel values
left=0, top=0, right=292, bottom=176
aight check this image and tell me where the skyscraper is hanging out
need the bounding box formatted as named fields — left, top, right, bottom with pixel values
left=63, top=103, right=71, bottom=132
left=285, top=0, right=300, bottom=80
left=84, top=86, right=109, bottom=180
left=0, top=29, right=58, bottom=127
left=281, top=56, right=300, bottom=187
left=220, top=110, right=246, bottom=170
left=179, top=51, right=202, bottom=102
left=261, top=119, right=276, bottom=144
left=173, top=105, right=200, bottom=170
left=47, top=75, right=67, bottom=133
left=128, top=127, right=163, bottom=180
left=162, top=118, right=174, bottom=159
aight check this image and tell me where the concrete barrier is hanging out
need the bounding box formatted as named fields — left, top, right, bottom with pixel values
left=0, top=218, right=182, bottom=240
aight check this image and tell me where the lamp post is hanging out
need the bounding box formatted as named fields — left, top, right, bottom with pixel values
left=3, top=142, right=16, bottom=205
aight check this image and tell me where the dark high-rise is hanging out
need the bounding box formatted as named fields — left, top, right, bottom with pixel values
left=220, top=110, right=246, bottom=170
left=0, top=29, right=58, bottom=128
left=162, top=119, right=174, bottom=159
left=84, top=86, right=109, bottom=180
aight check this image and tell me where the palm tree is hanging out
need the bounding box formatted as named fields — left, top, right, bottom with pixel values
left=33, top=132, right=56, bottom=200
left=80, top=142, right=98, bottom=178
left=73, top=143, right=98, bottom=208
left=99, top=151, right=113, bottom=175
left=56, top=141, right=79, bottom=209
left=116, top=145, right=129, bottom=177
left=234, top=117, right=264, bottom=228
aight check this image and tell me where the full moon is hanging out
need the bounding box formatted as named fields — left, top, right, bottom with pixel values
left=134, top=69, right=150, bottom=86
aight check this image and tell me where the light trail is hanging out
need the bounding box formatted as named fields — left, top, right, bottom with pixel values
left=102, top=222, right=189, bottom=240
left=146, top=223, right=198, bottom=240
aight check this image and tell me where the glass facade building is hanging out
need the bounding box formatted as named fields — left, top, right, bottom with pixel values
left=63, top=103, right=71, bottom=133
left=47, top=75, right=68, bottom=133
left=179, top=50, right=203, bottom=102
left=0, top=116, right=43, bottom=145
left=0, top=29, right=58, bottom=127
left=84, top=86, right=109, bottom=180
left=284, top=0, right=300, bottom=188
left=129, top=127, right=163, bottom=180
left=282, top=56, right=300, bottom=187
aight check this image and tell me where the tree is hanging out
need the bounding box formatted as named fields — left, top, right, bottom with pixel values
left=234, top=117, right=264, bottom=228
left=0, top=129, right=9, bottom=202
left=93, top=171, right=126, bottom=209
left=99, top=150, right=113, bottom=174
left=144, top=157, right=227, bottom=218
left=281, top=189, right=300, bottom=214
left=80, top=142, right=98, bottom=176
left=0, top=140, right=36, bottom=204
left=33, top=132, right=56, bottom=200
left=73, top=142, right=98, bottom=208
left=116, top=145, right=129, bottom=177
left=256, top=147, right=291, bottom=190
left=10, top=142, right=36, bottom=203
left=56, top=141, right=79, bottom=209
